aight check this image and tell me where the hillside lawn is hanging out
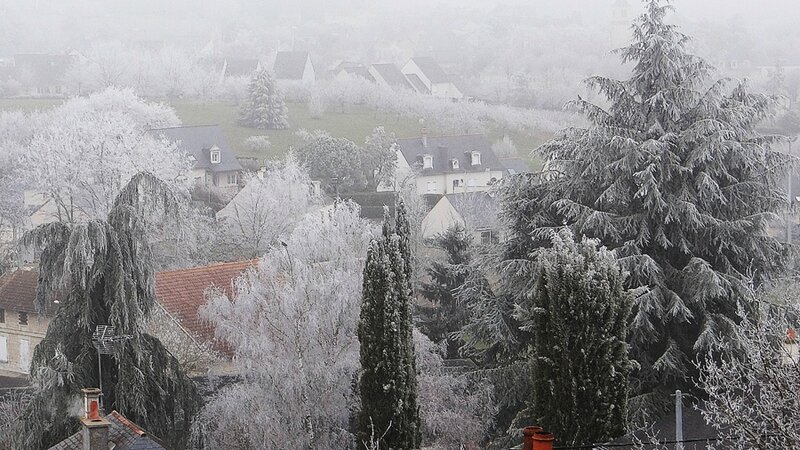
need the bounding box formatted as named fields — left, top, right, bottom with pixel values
left=0, top=98, right=549, bottom=169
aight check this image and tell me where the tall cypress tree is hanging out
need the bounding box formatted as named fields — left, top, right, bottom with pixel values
left=239, top=68, right=289, bottom=130
left=502, top=0, right=793, bottom=413
left=358, top=201, right=421, bottom=449
left=520, top=230, right=632, bottom=446
left=12, top=173, right=201, bottom=450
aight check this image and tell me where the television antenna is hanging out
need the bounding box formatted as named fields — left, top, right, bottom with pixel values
left=91, top=325, right=132, bottom=409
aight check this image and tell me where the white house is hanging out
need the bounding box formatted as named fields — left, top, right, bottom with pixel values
left=273, top=51, right=315, bottom=87
left=401, top=57, right=463, bottom=99
left=421, top=192, right=502, bottom=244
left=368, top=63, right=415, bottom=92
left=387, top=134, right=505, bottom=196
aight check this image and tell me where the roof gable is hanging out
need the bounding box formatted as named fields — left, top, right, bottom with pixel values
left=273, top=51, right=311, bottom=80
left=0, top=268, right=40, bottom=313
left=49, top=410, right=168, bottom=450
left=395, top=134, right=502, bottom=174
left=409, top=57, right=450, bottom=84
left=370, top=64, right=414, bottom=91
left=148, top=125, right=242, bottom=173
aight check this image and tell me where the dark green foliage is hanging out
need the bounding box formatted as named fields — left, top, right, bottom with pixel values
left=520, top=230, right=632, bottom=446
left=418, top=225, right=472, bottom=358
left=501, top=0, right=793, bottom=414
left=12, top=172, right=202, bottom=450
left=358, top=201, right=421, bottom=449
left=239, top=68, right=289, bottom=130
left=296, top=136, right=365, bottom=194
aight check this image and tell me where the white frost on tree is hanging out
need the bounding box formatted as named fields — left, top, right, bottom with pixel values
left=239, top=68, right=289, bottom=130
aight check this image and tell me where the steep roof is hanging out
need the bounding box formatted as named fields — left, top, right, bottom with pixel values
left=49, top=410, right=167, bottom=450
left=370, top=63, right=414, bottom=91
left=155, top=260, right=257, bottom=347
left=149, top=125, right=242, bottom=173
left=405, top=73, right=429, bottom=94
left=499, top=157, right=530, bottom=175
left=224, top=58, right=260, bottom=78
left=337, top=192, right=398, bottom=221
left=444, top=192, right=500, bottom=231
left=13, top=54, right=73, bottom=87
left=409, top=57, right=450, bottom=84
left=273, top=51, right=311, bottom=80
left=0, top=268, right=40, bottom=314
left=396, top=134, right=502, bottom=175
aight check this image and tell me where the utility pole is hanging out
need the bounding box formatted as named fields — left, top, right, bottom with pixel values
left=675, top=389, right=684, bottom=450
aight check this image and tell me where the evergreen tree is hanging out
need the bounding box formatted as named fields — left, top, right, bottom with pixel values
left=12, top=173, right=201, bottom=450
left=418, top=225, right=472, bottom=358
left=358, top=202, right=421, bottom=449
left=501, top=0, right=793, bottom=413
left=239, top=68, right=289, bottom=130
left=519, top=230, right=632, bottom=446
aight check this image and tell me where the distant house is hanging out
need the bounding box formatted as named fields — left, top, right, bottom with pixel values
left=390, top=134, right=505, bottom=195
left=0, top=268, right=48, bottom=377
left=421, top=192, right=502, bottom=244
left=499, top=157, right=531, bottom=176
left=368, top=63, right=415, bottom=92
left=332, top=61, right=373, bottom=80
left=222, top=57, right=262, bottom=79
left=401, top=57, right=463, bottom=99
left=273, top=51, right=315, bottom=86
left=50, top=390, right=168, bottom=450
left=13, top=53, right=74, bottom=96
left=148, top=125, right=242, bottom=189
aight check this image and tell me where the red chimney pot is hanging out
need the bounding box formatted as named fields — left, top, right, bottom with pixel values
left=533, top=431, right=555, bottom=450
left=523, top=426, right=543, bottom=450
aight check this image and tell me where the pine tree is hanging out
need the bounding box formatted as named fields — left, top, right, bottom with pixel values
left=502, top=0, right=793, bottom=413
left=239, top=68, right=289, bottom=130
left=519, top=230, right=632, bottom=446
left=418, top=225, right=472, bottom=358
left=12, top=173, right=202, bottom=450
left=358, top=201, right=421, bottom=449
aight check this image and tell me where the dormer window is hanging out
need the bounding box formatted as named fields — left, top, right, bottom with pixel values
left=210, top=145, right=221, bottom=164
left=471, top=151, right=481, bottom=166
left=451, top=159, right=459, bottom=169
left=422, top=155, right=433, bottom=169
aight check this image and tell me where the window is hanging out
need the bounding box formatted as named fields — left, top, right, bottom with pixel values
left=452, top=179, right=462, bottom=190
left=18, top=312, right=27, bottom=326
left=19, top=339, right=30, bottom=371
left=480, top=230, right=500, bottom=245
left=426, top=181, right=438, bottom=193
left=0, top=308, right=4, bottom=324
left=210, top=150, right=221, bottom=164
left=451, top=159, right=459, bottom=169
left=0, top=335, right=7, bottom=363
left=227, top=173, right=237, bottom=185
left=471, top=151, right=481, bottom=166
left=422, top=155, right=433, bottom=169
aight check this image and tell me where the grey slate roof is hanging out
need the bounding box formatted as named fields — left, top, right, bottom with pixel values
left=224, top=58, right=260, bottom=78
left=396, top=134, right=502, bottom=175
left=410, top=57, right=450, bottom=84
left=149, top=125, right=242, bottom=173
left=445, top=192, right=499, bottom=231
left=499, top=157, right=530, bottom=175
left=405, top=73, right=430, bottom=94
left=49, top=410, right=167, bottom=450
left=371, top=64, right=414, bottom=91
left=273, top=51, right=310, bottom=80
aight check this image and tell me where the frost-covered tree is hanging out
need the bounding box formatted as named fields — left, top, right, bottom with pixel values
left=501, top=0, right=794, bottom=412
left=517, top=230, right=632, bottom=446
left=358, top=201, right=421, bottom=449
left=296, top=136, right=365, bottom=193
left=239, top=68, right=289, bottom=130
left=697, top=281, right=800, bottom=450
left=192, top=201, right=374, bottom=449
left=418, top=225, right=473, bottom=358
left=362, top=126, right=398, bottom=190
left=216, top=157, right=320, bottom=258
left=10, top=173, right=201, bottom=450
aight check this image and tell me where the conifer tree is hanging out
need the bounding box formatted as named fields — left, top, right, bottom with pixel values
left=501, top=0, right=794, bottom=412
left=519, top=230, right=632, bottom=446
left=11, top=173, right=201, bottom=450
left=419, top=225, right=472, bottom=357
left=239, top=68, right=289, bottom=130
left=358, top=201, right=421, bottom=449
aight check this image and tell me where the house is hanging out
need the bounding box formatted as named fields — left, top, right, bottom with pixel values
left=0, top=260, right=256, bottom=377
left=401, top=57, right=463, bottom=99
left=149, top=125, right=242, bottom=190
left=368, top=63, right=416, bottom=92
left=391, top=134, right=506, bottom=196
left=499, top=157, right=531, bottom=176
left=421, top=192, right=502, bottom=244
left=273, top=51, right=315, bottom=86
left=13, top=53, right=74, bottom=96
left=222, top=57, right=262, bottom=79
left=49, top=388, right=168, bottom=450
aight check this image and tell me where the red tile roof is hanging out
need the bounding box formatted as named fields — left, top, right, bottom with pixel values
left=154, top=260, right=257, bottom=347
left=0, top=268, right=40, bottom=314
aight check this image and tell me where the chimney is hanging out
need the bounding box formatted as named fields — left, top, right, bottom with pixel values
left=532, top=431, right=554, bottom=450
left=80, top=388, right=110, bottom=450
left=523, top=426, right=543, bottom=450
left=421, top=127, right=428, bottom=148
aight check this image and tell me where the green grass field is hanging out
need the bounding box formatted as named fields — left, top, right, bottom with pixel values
left=0, top=97, right=549, bottom=169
